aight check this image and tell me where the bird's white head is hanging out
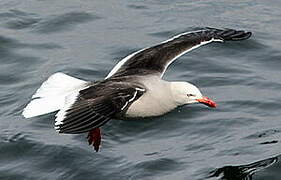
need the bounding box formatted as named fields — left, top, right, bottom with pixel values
left=170, top=82, right=216, bottom=108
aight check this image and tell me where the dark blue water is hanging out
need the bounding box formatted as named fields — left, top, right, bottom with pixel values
left=1, top=1, right=281, bottom=179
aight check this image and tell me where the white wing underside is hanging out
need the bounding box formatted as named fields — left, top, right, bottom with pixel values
left=22, top=73, right=88, bottom=119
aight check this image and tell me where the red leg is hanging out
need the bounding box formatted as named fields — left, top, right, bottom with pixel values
left=87, top=128, right=101, bottom=152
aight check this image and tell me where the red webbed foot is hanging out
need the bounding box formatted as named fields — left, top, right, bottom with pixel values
left=87, top=128, right=101, bottom=152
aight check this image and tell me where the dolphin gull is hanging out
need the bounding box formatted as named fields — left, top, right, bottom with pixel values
left=22, top=27, right=252, bottom=151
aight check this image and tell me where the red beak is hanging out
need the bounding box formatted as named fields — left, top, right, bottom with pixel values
left=196, top=96, right=217, bottom=108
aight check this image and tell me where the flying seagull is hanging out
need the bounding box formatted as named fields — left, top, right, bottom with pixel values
left=22, top=27, right=252, bottom=151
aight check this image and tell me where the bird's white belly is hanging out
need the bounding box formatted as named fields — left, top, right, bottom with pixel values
left=125, top=77, right=177, bottom=118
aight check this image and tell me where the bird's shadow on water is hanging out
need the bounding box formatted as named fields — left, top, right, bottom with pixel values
left=207, top=155, right=279, bottom=180
left=205, top=125, right=281, bottom=180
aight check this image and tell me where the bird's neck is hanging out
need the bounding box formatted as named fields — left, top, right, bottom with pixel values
left=169, top=81, right=189, bottom=106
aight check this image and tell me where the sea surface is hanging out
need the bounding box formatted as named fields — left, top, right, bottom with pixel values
left=0, top=0, right=281, bottom=180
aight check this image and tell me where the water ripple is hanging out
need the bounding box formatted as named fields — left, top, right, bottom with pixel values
left=34, top=12, right=101, bottom=34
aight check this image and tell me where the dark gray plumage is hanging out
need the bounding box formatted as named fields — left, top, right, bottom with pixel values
left=110, top=28, right=252, bottom=78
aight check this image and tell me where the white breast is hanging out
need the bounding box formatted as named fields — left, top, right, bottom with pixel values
left=125, top=76, right=177, bottom=118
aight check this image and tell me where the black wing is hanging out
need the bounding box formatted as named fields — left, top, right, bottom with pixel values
left=106, top=27, right=252, bottom=78
left=55, top=83, right=145, bottom=134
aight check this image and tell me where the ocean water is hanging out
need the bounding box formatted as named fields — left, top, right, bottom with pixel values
left=0, top=0, right=281, bottom=180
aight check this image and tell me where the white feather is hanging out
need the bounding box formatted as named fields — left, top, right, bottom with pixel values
left=54, top=91, right=80, bottom=128
left=22, top=96, right=66, bottom=118
left=22, top=72, right=88, bottom=118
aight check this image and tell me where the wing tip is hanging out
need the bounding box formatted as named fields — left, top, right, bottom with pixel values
left=205, top=27, right=252, bottom=41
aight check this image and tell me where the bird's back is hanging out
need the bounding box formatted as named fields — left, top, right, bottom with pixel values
left=124, top=76, right=177, bottom=118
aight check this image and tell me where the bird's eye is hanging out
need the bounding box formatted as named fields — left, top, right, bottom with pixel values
left=187, top=94, right=195, bottom=97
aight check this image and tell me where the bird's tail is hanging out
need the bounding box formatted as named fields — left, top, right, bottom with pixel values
left=22, top=72, right=88, bottom=118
